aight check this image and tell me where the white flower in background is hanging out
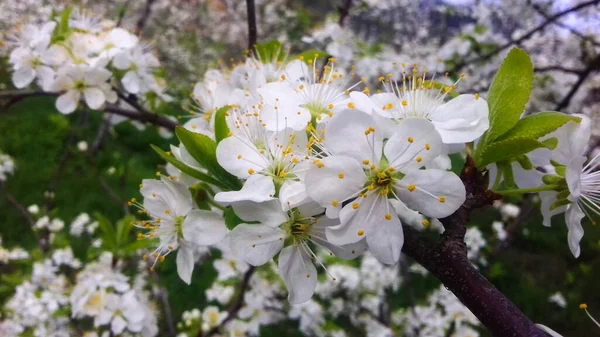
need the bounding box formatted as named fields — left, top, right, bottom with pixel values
left=464, top=227, right=486, bottom=260
left=113, top=45, right=160, bottom=94
left=206, top=284, right=235, bottom=305
left=201, top=306, right=227, bottom=331
left=229, top=201, right=365, bottom=304
left=77, top=141, right=88, bottom=152
left=0, top=153, right=15, bottom=181
left=9, top=43, right=60, bottom=89
left=27, top=204, right=39, bottom=215
left=50, top=65, right=117, bottom=114
left=548, top=292, right=567, bottom=308
left=134, top=176, right=228, bottom=284
left=350, top=65, right=489, bottom=144
left=0, top=236, right=29, bottom=264
left=305, top=109, right=465, bottom=264
left=94, top=291, right=145, bottom=334
left=6, top=21, right=56, bottom=51
left=492, top=221, right=507, bottom=241
left=70, top=213, right=91, bottom=236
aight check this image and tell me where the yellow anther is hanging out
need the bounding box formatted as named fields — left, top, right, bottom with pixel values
left=281, top=74, right=286, bottom=80
left=408, top=184, right=416, bottom=192
left=474, top=93, right=479, bottom=100
left=292, top=157, right=299, bottom=164
left=142, top=254, right=148, bottom=260
left=279, top=171, right=287, bottom=178
left=130, top=198, right=137, bottom=203
left=331, top=200, right=339, bottom=207
left=381, top=188, right=389, bottom=195
left=378, top=76, right=385, bottom=82
left=416, top=156, right=422, bottom=163
left=149, top=267, right=155, bottom=272
left=439, top=196, right=446, bottom=203
left=159, top=256, right=165, bottom=262
left=348, top=102, right=355, bottom=109
left=388, top=167, right=395, bottom=172
left=317, top=162, right=325, bottom=168
left=367, top=185, right=374, bottom=190
left=237, top=154, right=242, bottom=159
left=352, top=202, right=359, bottom=209
left=357, top=230, right=364, bottom=236
left=386, top=103, right=393, bottom=110
left=580, top=303, right=588, bottom=309
left=167, top=245, right=174, bottom=250
left=299, top=84, right=304, bottom=90
left=401, top=100, right=408, bottom=107
left=363, top=159, right=370, bottom=165
left=252, top=244, right=256, bottom=248
left=384, top=213, right=392, bottom=220
left=306, top=274, right=310, bottom=278
left=328, top=103, right=334, bottom=109
left=164, top=210, right=171, bottom=215
left=408, top=136, right=414, bottom=143
left=338, top=172, right=345, bottom=179
left=248, top=168, right=255, bottom=175
left=422, top=219, right=430, bottom=227
left=425, top=144, right=431, bottom=150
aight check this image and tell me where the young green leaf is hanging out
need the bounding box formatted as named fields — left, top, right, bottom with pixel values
left=175, top=127, right=242, bottom=190
left=93, top=212, right=117, bottom=249
left=214, top=106, right=231, bottom=143
left=485, top=48, right=533, bottom=142
left=150, top=144, right=224, bottom=188
left=496, top=112, right=580, bottom=142
left=254, top=40, right=284, bottom=62
left=474, top=48, right=533, bottom=167
left=477, top=137, right=555, bottom=168
left=189, top=183, right=212, bottom=210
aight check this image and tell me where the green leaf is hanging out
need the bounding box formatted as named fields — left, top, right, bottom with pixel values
left=477, top=137, right=555, bottom=168
left=93, top=212, right=117, bottom=249
left=496, top=161, right=515, bottom=188
left=475, top=48, right=533, bottom=165
left=51, top=8, right=73, bottom=43
left=115, top=215, right=136, bottom=247
left=497, top=112, right=580, bottom=142
left=224, top=207, right=245, bottom=230
left=189, top=183, right=212, bottom=210
left=214, top=106, right=231, bottom=143
left=151, top=144, right=224, bottom=188
left=254, top=40, right=284, bottom=62
left=295, top=49, right=326, bottom=63
left=175, top=127, right=242, bottom=190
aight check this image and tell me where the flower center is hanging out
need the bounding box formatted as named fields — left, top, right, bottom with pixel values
left=304, top=101, right=330, bottom=119
left=174, top=216, right=185, bottom=239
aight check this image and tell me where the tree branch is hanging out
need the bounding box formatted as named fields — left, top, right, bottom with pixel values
left=135, top=0, right=157, bottom=35
left=203, top=267, right=256, bottom=337
left=246, top=0, right=257, bottom=51
left=401, top=157, right=547, bottom=336
left=338, top=0, right=353, bottom=27
left=452, top=0, right=600, bottom=72
left=555, top=53, right=600, bottom=111
left=0, top=90, right=178, bottom=131
left=532, top=3, right=600, bottom=48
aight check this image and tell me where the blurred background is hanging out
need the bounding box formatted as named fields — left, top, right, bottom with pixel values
left=1, top=0, right=599, bottom=336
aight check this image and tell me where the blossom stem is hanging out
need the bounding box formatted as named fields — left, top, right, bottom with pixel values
left=493, top=185, right=560, bottom=196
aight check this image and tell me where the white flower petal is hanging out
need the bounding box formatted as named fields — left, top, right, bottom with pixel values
left=539, top=191, right=566, bottom=227
left=394, top=169, right=465, bottom=218
left=12, top=68, right=36, bottom=88
left=121, top=71, right=140, bottom=94
left=430, top=94, right=489, bottom=143
left=216, top=136, right=268, bottom=179
left=566, top=156, right=585, bottom=199
left=214, top=174, right=275, bottom=204
left=84, top=87, right=106, bottom=110
left=326, top=109, right=383, bottom=163
left=366, top=211, right=403, bottom=264
left=229, top=224, right=285, bottom=266
left=385, top=118, right=443, bottom=170
left=566, top=205, right=585, bottom=258
left=327, top=194, right=387, bottom=245
left=305, top=155, right=366, bottom=210
left=55, top=89, right=80, bottom=114
left=183, top=210, right=228, bottom=246
left=231, top=199, right=288, bottom=228
left=278, top=245, right=317, bottom=305
left=110, top=28, right=139, bottom=49
left=111, top=315, right=127, bottom=334
left=176, top=246, right=195, bottom=284
left=279, top=180, right=309, bottom=211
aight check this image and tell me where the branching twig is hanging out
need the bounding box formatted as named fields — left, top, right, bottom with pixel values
left=202, top=267, right=256, bottom=337
left=555, top=53, right=600, bottom=111
left=0, top=90, right=178, bottom=131
left=532, top=3, right=600, bottom=48
left=451, top=0, right=600, bottom=72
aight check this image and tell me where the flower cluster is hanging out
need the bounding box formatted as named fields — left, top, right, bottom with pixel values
left=5, top=9, right=169, bottom=114
left=139, top=47, right=491, bottom=305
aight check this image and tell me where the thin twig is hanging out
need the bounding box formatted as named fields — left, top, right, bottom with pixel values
left=0, top=183, right=35, bottom=228
left=150, top=267, right=177, bottom=336
left=246, top=0, right=257, bottom=51
left=451, top=0, right=600, bottom=72
left=338, top=0, right=353, bottom=27
left=135, top=0, right=157, bottom=35
left=532, top=3, right=600, bottom=47
left=555, top=53, right=600, bottom=111
left=202, top=267, right=256, bottom=337
left=534, top=65, right=584, bottom=75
